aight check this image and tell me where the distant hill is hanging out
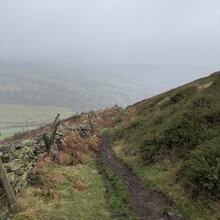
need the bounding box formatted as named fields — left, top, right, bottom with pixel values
left=0, top=62, right=214, bottom=111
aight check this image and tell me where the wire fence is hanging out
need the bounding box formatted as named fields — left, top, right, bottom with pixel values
left=0, top=120, right=53, bottom=125
left=0, top=113, right=55, bottom=139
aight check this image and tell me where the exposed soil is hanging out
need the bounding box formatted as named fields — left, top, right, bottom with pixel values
left=98, top=134, right=184, bottom=220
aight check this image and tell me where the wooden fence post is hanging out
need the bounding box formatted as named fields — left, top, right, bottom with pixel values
left=88, top=112, right=93, bottom=134
left=43, top=114, right=61, bottom=155
left=0, top=157, right=18, bottom=210
left=51, top=114, right=60, bottom=132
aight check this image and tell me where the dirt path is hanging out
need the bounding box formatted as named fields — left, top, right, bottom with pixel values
left=98, top=134, right=184, bottom=220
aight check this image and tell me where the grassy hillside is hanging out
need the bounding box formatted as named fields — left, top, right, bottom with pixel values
left=113, top=71, right=220, bottom=219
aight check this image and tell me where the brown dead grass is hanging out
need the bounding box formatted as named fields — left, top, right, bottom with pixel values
left=209, top=202, right=220, bottom=220
left=60, top=131, right=87, bottom=165
left=29, top=156, right=62, bottom=199
left=74, top=180, right=88, bottom=191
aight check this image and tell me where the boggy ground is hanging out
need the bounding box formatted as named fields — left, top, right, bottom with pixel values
left=98, top=134, right=184, bottom=220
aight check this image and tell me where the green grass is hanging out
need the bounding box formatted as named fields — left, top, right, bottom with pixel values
left=113, top=72, right=220, bottom=191
left=111, top=72, right=220, bottom=219
left=0, top=104, right=74, bottom=122
left=113, top=142, right=219, bottom=220
left=13, top=152, right=110, bottom=220
left=113, top=72, right=220, bottom=163
left=0, top=104, right=74, bottom=140
left=97, top=161, right=138, bottom=220
left=0, top=126, right=37, bottom=141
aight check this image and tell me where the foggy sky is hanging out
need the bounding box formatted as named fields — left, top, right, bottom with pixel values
left=0, top=0, right=220, bottom=68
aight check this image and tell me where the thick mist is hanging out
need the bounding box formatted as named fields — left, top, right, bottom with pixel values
left=0, top=0, right=220, bottom=68
left=0, top=1, right=219, bottom=110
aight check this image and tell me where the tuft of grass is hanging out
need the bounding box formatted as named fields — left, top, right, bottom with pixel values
left=98, top=126, right=110, bottom=135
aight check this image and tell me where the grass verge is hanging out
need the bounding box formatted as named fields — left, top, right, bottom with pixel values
left=13, top=152, right=110, bottom=220
left=97, top=160, right=138, bottom=220
left=113, top=141, right=220, bottom=220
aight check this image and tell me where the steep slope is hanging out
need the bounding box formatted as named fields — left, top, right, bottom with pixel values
left=115, top=71, right=220, bottom=161
left=112, top=71, right=220, bottom=219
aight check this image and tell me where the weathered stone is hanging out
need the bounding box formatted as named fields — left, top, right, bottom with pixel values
left=6, top=173, right=16, bottom=184
left=29, top=145, right=37, bottom=153
left=13, top=159, right=21, bottom=165
left=21, top=180, right=28, bottom=189
left=15, top=168, right=23, bottom=176
left=15, top=147, right=26, bottom=159
left=1, top=154, right=11, bottom=163
left=55, top=134, right=61, bottom=140
left=3, top=163, right=13, bottom=173
left=13, top=142, right=23, bottom=150
left=14, top=183, right=22, bottom=195
left=56, top=131, right=63, bottom=136
left=0, top=145, right=10, bottom=154
left=34, top=135, right=42, bottom=142
left=4, top=159, right=22, bottom=173
left=80, top=121, right=91, bottom=130
left=23, top=155, right=30, bottom=164
left=166, top=211, right=175, bottom=217
left=13, top=173, right=29, bottom=194
left=23, top=140, right=37, bottom=148
left=67, top=126, right=77, bottom=131
left=0, top=130, right=49, bottom=197
left=78, top=128, right=91, bottom=138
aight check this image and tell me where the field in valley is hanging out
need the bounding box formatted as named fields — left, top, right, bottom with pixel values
left=0, top=104, right=74, bottom=140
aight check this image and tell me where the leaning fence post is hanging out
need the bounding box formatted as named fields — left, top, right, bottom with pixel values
left=88, top=112, right=93, bottom=134
left=43, top=114, right=61, bottom=155
left=0, top=156, right=18, bottom=210
left=51, top=114, right=60, bottom=132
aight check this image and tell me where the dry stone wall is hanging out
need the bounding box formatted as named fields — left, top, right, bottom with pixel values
left=0, top=134, right=46, bottom=196
left=0, top=120, right=92, bottom=199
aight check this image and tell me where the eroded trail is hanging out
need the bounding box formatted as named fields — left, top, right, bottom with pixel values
left=98, top=134, right=184, bottom=220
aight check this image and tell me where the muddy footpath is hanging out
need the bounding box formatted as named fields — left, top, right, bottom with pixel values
left=97, top=134, right=184, bottom=220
